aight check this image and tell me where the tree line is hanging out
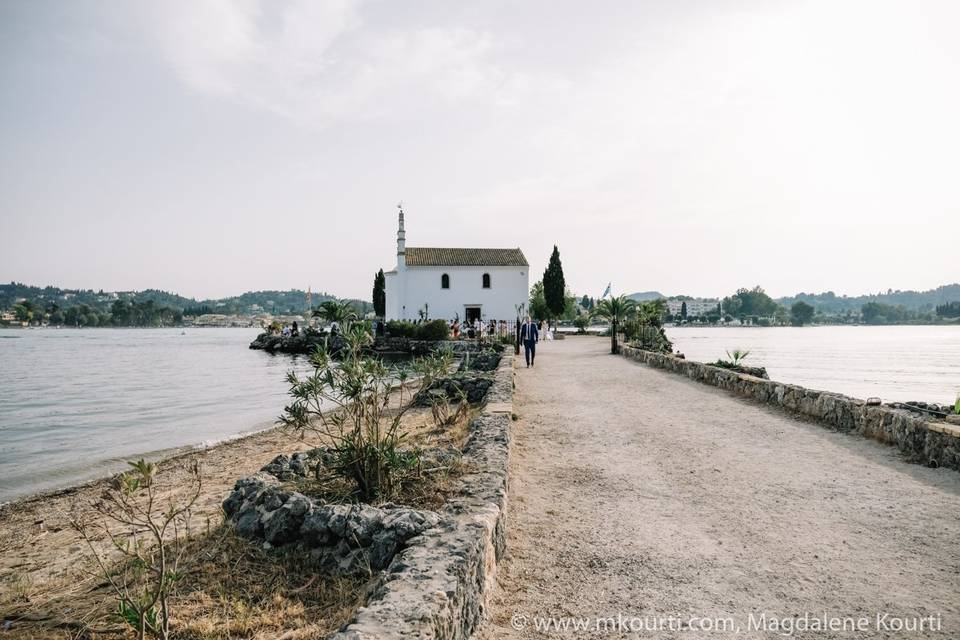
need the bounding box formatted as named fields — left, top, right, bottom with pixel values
left=7, top=299, right=184, bottom=327
left=1, top=282, right=374, bottom=326
left=671, top=287, right=959, bottom=326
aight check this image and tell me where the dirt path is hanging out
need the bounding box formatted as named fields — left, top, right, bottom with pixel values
left=479, top=337, right=960, bottom=639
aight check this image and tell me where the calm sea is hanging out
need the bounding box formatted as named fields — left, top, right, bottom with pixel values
left=665, top=325, right=960, bottom=405
left=0, top=328, right=315, bottom=504
left=2, top=326, right=959, bottom=503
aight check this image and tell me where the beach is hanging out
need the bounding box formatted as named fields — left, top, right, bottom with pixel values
left=0, top=423, right=296, bottom=597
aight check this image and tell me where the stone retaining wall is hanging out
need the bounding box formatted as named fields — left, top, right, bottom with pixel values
left=223, top=356, right=515, bottom=637
left=223, top=478, right=442, bottom=575
left=374, top=337, right=493, bottom=354
left=330, top=354, right=515, bottom=639
left=621, top=346, right=960, bottom=471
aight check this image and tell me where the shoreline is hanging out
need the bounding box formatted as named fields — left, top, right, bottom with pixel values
left=0, top=377, right=429, bottom=597
left=0, top=418, right=302, bottom=592
left=0, top=418, right=282, bottom=510
left=0, top=325, right=263, bottom=330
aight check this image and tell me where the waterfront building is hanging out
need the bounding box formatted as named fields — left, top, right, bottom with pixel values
left=383, top=207, right=529, bottom=323
left=667, top=299, right=720, bottom=317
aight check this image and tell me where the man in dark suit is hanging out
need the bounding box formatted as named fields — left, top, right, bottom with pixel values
left=520, top=315, right=539, bottom=367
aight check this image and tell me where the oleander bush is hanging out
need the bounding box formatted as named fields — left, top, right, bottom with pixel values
left=280, top=325, right=452, bottom=501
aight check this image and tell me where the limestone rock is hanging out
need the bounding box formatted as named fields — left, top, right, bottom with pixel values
left=223, top=479, right=444, bottom=577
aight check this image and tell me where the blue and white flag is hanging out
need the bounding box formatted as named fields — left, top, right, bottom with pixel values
left=601, top=282, right=611, bottom=298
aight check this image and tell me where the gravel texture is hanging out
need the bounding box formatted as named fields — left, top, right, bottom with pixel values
left=479, top=337, right=960, bottom=639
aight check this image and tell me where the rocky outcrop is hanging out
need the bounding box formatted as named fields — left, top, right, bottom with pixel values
left=621, top=346, right=960, bottom=471
left=458, top=349, right=502, bottom=373
left=223, top=474, right=442, bottom=576
left=372, top=338, right=502, bottom=357
left=260, top=449, right=337, bottom=481
left=249, top=331, right=345, bottom=355
left=710, top=361, right=769, bottom=379
left=414, top=373, right=495, bottom=406
left=886, top=401, right=955, bottom=420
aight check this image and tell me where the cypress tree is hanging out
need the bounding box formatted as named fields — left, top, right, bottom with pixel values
left=542, top=245, right=566, bottom=320
left=373, top=269, right=386, bottom=317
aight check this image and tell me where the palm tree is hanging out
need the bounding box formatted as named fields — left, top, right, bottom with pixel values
left=635, top=299, right=666, bottom=327
left=312, top=299, right=358, bottom=328
left=630, top=299, right=670, bottom=350
left=592, top=295, right=636, bottom=354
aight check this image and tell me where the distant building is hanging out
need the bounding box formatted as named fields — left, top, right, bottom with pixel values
left=193, top=314, right=258, bottom=328
left=383, top=207, right=529, bottom=323
left=667, top=299, right=720, bottom=317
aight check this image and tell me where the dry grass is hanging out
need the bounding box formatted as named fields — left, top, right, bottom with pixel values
left=1, top=526, right=371, bottom=639
left=286, top=403, right=476, bottom=511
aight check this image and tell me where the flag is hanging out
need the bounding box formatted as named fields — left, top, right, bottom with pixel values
left=601, top=282, right=611, bottom=299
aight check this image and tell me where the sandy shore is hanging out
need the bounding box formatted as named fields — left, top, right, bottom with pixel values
left=0, top=423, right=305, bottom=596
left=0, top=370, right=472, bottom=636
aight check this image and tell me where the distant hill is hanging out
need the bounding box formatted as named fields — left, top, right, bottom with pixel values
left=626, top=291, right=665, bottom=301
left=776, top=284, right=960, bottom=314
left=0, top=282, right=371, bottom=316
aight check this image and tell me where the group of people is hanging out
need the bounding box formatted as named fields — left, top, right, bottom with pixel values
left=450, top=318, right=510, bottom=340
left=268, top=314, right=552, bottom=368
left=275, top=321, right=299, bottom=337
left=443, top=316, right=553, bottom=368
left=446, top=317, right=555, bottom=342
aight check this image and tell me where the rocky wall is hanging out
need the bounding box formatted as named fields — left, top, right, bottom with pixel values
left=223, top=354, right=517, bottom=638
left=620, top=346, right=960, bottom=471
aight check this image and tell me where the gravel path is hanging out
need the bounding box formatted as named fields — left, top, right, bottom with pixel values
left=479, top=337, right=960, bottom=639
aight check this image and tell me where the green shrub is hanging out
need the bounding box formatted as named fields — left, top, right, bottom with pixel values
left=573, top=316, right=590, bottom=334
left=416, top=319, right=450, bottom=341
left=628, top=324, right=673, bottom=353
left=386, top=319, right=450, bottom=341
left=387, top=320, right=450, bottom=340
left=386, top=320, right=417, bottom=338
left=723, top=348, right=750, bottom=366
left=281, top=326, right=452, bottom=500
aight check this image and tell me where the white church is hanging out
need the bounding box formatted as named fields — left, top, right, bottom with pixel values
left=384, top=207, right=529, bottom=323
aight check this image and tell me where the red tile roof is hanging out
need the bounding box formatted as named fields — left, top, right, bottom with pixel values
left=404, top=247, right=528, bottom=267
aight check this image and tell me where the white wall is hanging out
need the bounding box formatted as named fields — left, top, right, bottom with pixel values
left=385, top=265, right=528, bottom=322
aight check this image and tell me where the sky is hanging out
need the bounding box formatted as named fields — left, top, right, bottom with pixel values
left=1, top=0, right=958, bottom=301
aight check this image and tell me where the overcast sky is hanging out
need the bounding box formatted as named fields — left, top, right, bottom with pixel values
left=1, top=1, right=957, bottom=301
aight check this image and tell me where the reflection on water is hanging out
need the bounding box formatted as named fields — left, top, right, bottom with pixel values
left=665, top=325, right=960, bottom=405
left=0, top=328, right=316, bottom=503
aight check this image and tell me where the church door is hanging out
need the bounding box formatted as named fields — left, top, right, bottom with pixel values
left=465, top=306, right=482, bottom=323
